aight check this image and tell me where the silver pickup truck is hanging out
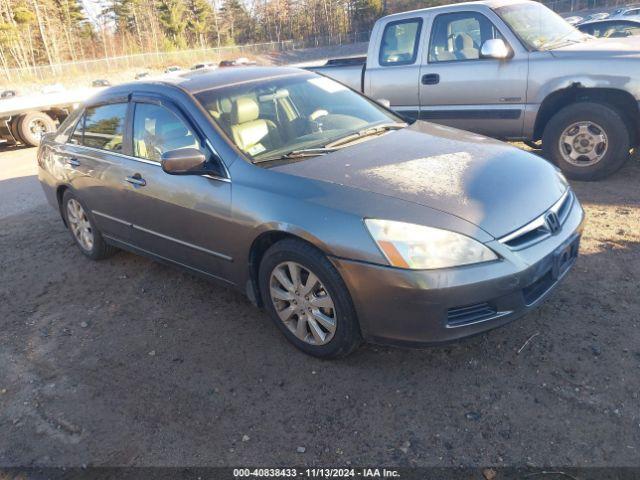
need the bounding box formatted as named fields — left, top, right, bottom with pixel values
left=309, top=0, right=640, bottom=180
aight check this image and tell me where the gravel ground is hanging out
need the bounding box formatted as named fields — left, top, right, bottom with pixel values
left=0, top=146, right=639, bottom=468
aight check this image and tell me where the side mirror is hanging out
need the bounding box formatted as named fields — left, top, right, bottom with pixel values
left=377, top=98, right=391, bottom=108
left=161, top=148, right=208, bottom=175
left=480, top=39, right=511, bottom=60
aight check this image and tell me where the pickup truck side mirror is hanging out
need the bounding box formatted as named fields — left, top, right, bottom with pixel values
left=161, top=148, right=209, bottom=175
left=480, top=39, right=511, bottom=60
left=376, top=98, right=391, bottom=108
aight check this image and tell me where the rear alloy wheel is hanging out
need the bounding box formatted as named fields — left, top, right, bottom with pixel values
left=61, top=190, right=117, bottom=260
left=18, top=111, right=56, bottom=146
left=66, top=198, right=95, bottom=252
left=542, top=102, right=630, bottom=181
left=259, top=239, right=361, bottom=358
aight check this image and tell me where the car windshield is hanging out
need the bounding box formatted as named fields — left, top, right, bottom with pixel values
left=194, top=73, right=401, bottom=162
left=494, top=2, right=589, bottom=50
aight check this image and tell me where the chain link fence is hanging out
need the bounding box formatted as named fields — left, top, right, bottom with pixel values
left=0, top=41, right=295, bottom=85
left=1, top=31, right=372, bottom=87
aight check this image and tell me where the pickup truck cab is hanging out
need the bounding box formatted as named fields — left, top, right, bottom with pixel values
left=310, top=0, right=640, bottom=180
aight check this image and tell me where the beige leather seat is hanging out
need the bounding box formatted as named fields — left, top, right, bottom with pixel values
left=454, top=33, right=479, bottom=60
left=230, top=97, right=280, bottom=155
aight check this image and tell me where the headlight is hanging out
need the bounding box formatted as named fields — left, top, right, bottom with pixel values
left=365, top=219, right=498, bottom=270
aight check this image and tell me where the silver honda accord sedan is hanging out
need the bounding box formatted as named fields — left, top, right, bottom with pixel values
left=38, top=67, right=584, bottom=358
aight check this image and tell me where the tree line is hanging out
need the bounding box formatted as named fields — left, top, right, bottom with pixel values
left=0, top=0, right=469, bottom=70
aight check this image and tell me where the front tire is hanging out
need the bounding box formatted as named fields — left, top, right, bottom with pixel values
left=62, top=190, right=117, bottom=260
left=542, top=102, right=630, bottom=181
left=259, top=239, right=361, bottom=358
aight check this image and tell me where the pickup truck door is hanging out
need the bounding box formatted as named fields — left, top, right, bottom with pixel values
left=366, top=16, right=426, bottom=121
left=418, top=9, right=528, bottom=139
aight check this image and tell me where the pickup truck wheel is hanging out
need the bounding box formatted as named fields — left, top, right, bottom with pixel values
left=542, top=102, right=630, bottom=181
left=259, top=238, right=362, bottom=358
left=18, top=111, right=56, bottom=147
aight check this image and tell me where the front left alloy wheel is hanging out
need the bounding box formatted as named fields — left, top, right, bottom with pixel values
left=259, top=238, right=361, bottom=358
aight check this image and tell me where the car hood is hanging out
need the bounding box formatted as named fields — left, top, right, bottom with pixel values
left=271, top=122, right=567, bottom=239
left=550, top=36, right=640, bottom=58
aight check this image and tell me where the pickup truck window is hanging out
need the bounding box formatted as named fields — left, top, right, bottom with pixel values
left=494, top=1, right=586, bottom=50
left=379, top=18, right=422, bottom=66
left=80, top=103, right=128, bottom=152
left=429, top=12, right=504, bottom=62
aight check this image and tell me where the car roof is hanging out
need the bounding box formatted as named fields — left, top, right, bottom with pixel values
left=86, top=66, right=312, bottom=104
left=168, top=66, right=308, bottom=93
left=580, top=16, right=640, bottom=25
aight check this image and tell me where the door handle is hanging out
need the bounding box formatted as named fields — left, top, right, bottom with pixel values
left=66, top=157, right=80, bottom=167
left=421, top=73, right=440, bottom=85
left=125, top=175, right=146, bottom=187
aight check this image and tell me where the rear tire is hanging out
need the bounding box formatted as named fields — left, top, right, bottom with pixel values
left=18, top=111, right=56, bottom=146
left=61, top=190, right=117, bottom=260
left=9, top=114, right=25, bottom=145
left=259, top=238, right=362, bottom=358
left=542, top=102, right=630, bottom=181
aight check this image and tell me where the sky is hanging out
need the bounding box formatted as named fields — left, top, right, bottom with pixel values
left=81, top=0, right=104, bottom=23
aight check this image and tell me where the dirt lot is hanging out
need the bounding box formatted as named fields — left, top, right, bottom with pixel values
left=0, top=146, right=639, bottom=468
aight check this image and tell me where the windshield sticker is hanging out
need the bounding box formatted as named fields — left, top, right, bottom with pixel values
left=247, top=144, right=266, bottom=156
left=308, top=77, right=347, bottom=93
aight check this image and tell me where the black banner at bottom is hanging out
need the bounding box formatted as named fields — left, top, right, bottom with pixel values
left=1, top=467, right=639, bottom=480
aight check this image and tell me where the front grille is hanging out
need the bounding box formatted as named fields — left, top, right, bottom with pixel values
left=523, top=270, right=555, bottom=306
left=500, top=190, right=574, bottom=250
left=447, top=302, right=498, bottom=327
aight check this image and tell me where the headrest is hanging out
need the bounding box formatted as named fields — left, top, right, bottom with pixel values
left=232, top=97, right=260, bottom=124
left=455, top=33, right=474, bottom=50
left=220, top=97, right=232, bottom=114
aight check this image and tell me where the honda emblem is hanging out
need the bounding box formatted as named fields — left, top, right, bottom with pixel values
left=545, top=211, right=561, bottom=234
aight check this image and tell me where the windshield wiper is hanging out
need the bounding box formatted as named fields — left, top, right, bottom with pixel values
left=324, top=122, right=406, bottom=149
left=253, top=147, right=339, bottom=163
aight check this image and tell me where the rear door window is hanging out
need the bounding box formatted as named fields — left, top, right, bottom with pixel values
left=82, top=103, right=128, bottom=152
left=379, top=19, right=423, bottom=66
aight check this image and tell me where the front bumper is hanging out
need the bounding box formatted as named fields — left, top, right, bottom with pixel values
left=331, top=195, right=585, bottom=347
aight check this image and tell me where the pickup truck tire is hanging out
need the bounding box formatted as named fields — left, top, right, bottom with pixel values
left=18, top=111, right=56, bottom=147
left=542, top=102, right=630, bottom=181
